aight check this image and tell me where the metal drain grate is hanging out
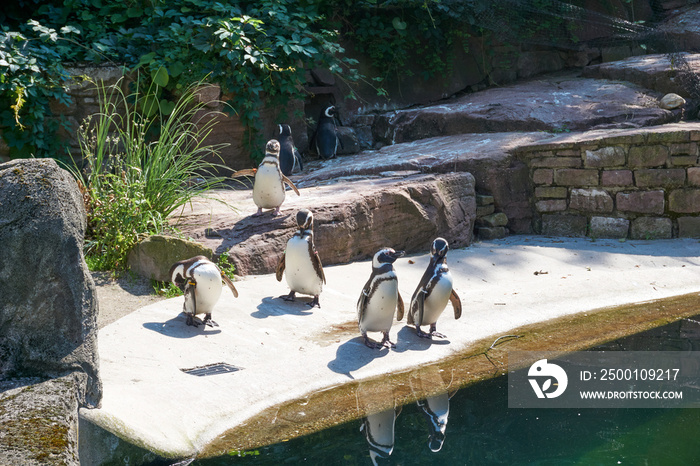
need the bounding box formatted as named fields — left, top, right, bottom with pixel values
left=180, top=362, right=243, bottom=377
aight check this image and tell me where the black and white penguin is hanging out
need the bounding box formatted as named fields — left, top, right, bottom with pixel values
left=276, top=209, right=325, bottom=308
left=277, top=124, right=303, bottom=176
left=417, top=392, right=452, bottom=452
left=405, top=238, right=462, bottom=339
left=169, top=255, right=239, bottom=327
left=360, top=406, right=402, bottom=465
left=357, top=248, right=405, bottom=349
left=231, top=139, right=300, bottom=216
left=311, top=105, right=339, bottom=160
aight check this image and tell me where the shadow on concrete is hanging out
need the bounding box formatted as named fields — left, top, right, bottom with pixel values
left=251, top=296, right=315, bottom=319
left=394, top=325, right=451, bottom=353
left=142, top=313, right=222, bottom=338
left=327, top=337, right=390, bottom=379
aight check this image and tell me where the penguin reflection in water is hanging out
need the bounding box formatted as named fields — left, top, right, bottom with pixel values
left=357, top=248, right=405, bottom=349
left=231, top=139, right=300, bottom=216
left=360, top=405, right=402, bottom=465
left=169, top=256, right=239, bottom=327
left=406, top=238, right=462, bottom=339
left=276, top=209, right=325, bottom=308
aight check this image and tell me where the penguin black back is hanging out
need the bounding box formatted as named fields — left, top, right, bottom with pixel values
left=313, top=105, right=339, bottom=160
left=277, top=124, right=303, bottom=176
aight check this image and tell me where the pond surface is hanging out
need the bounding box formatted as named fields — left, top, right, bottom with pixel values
left=191, top=315, right=700, bottom=465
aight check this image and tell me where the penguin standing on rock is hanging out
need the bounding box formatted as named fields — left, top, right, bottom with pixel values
left=405, top=238, right=462, bottom=339
left=357, top=248, right=405, bottom=349
left=277, top=124, right=303, bottom=176
left=276, top=209, right=325, bottom=308
left=231, top=139, right=300, bottom=216
left=169, top=256, right=239, bottom=327
left=311, top=105, right=339, bottom=160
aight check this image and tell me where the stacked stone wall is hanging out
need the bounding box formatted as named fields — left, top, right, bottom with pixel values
left=517, top=123, right=700, bottom=239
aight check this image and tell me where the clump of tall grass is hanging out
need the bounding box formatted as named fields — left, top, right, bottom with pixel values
left=70, top=76, right=229, bottom=271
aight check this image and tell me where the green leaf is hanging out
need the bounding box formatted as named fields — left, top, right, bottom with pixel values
left=392, top=17, right=407, bottom=31
left=151, top=67, right=169, bottom=87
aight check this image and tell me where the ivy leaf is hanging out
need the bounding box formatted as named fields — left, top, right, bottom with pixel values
left=392, top=17, right=407, bottom=31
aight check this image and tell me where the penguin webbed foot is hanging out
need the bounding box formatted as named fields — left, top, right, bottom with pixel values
left=280, top=291, right=296, bottom=302
left=272, top=206, right=281, bottom=216
left=203, top=314, right=218, bottom=327
left=186, top=314, right=199, bottom=327
left=309, top=295, right=320, bottom=308
left=429, top=324, right=445, bottom=339
left=416, top=327, right=432, bottom=339
left=362, top=333, right=379, bottom=349
left=253, top=207, right=263, bottom=217
left=380, top=331, right=396, bottom=349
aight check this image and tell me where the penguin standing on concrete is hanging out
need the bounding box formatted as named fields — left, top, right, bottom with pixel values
left=169, top=256, right=239, bottom=327
left=405, top=238, right=462, bottom=339
left=276, top=209, right=325, bottom=308
left=357, top=248, right=405, bottom=349
left=311, top=105, right=339, bottom=160
left=277, top=124, right=303, bottom=176
left=231, top=139, right=300, bottom=216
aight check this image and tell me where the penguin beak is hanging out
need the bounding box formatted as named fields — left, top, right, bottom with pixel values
left=389, top=250, right=405, bottom=262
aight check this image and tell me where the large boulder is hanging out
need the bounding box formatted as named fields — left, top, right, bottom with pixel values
left=126, top=235, right=213, bottom=282
left=0, top=159, right=101, bottom=408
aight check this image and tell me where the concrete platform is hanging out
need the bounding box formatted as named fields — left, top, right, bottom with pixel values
left=80, top=236, right=700, bottom=460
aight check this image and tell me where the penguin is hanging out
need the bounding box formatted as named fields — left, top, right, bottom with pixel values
left=405, top=238, right=462, bottom=339
left=276, top=209, right=325, bottom=308
left=311, top=105, right=339, bottom=159
left=417, top=392, right=452, bottom=452
left=169, top=255, right=239, bottom=327
left=357, top=248, right=405, bottom=349
left=231, top=139, right=300, bottom=216
left=360, top=406, right=402, bottom=465
left=277, top=124, right=303, bottom=176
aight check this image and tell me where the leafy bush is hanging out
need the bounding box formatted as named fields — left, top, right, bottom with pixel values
left=70, top=77, right=229, bottom=270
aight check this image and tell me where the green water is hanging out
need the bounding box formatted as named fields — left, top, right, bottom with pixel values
left=193, top=317, right=700, bottom=465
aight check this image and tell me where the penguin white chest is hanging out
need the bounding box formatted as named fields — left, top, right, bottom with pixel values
left=192, top=264, right=223, bottom=315
left=285, top=236, right=323, bottom=296
left=421, top=270, right=453, bottom=325
left=360, top=275, right=398, bottom=333
left=253, top=165, right=285, bottom=209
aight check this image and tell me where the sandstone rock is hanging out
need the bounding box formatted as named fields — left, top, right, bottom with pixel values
left=659, top=93, right=686, bottom=110
left=0, top=376, right=79, bottom=465
left=178, top=173, right=476, bottom=276
left=476, top=212, right=508, bottom=228
left=630, top=217, right=672, bottom=240
left=589, top=217, right=629, bottom=239
left=541, top=214, right=587, bottom=237
left=126, top=235, right=214, bottom=282
left=677, top=217, right=700, bottom=238
left=476, top=226, right=509, bottom=240
left=372, top=75, right=677, bottom=146
left=0, top=159, right=101, bottom=408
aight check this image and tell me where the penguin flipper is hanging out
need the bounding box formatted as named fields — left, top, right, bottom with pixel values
left=281, top=174, right=300, bottom=196
left=450, top=289, right=462, bottom=319
left=275, top=251, right=286, bottom=282
left=231, top=168, right=257, bottom=178
left=413, top=289, right=426, bottom=326
left=396, top=290, right=405, bottom=322
left=311, top=248, right=325, bottom=284
left=184, top=281, right=197, bottom=317
left=221, top=272, right=239, bottom=298
left=293, top=147, right=303, bottom=172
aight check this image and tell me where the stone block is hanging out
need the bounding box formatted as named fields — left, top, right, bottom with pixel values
left=670, top=155, right=697, bottom=166
left=669, top=189, right=700, bottom=213
left=678, top=217, right=700, bottom=238
left=569, top=188, right=613, bottom=213
left=589, top=217, right=630, bottom=239
left=628, top=145, right=669, bottom=168
left=533, top=168, right=553, bottom=185
left=584, top=146, right=625, bottom=168
left=554, top=169, right=599, bottom=186
left=601, top=170, right=633, bottom=186
left=634, top=169, right=685, bottom=188
left=535, top=186, right=568, bottom=198
left=476, top=212, right=508, bottom=227
left=616, top=190, right=665, bottom=214
left=536, top=199, right=568, bottom=212
left=476, top=226, right=509, bottom=240
left=630, top=217, right=672, bottom=239
left=476, top=194, right=494, bottom=206
left=688, top=167, right=700, bottom=186
left=647, top=131, right=690, bottom=144
left=669, top=142, right=698, bottom=156
left=127, top=235, right=213, bottom=282
left=541, top=214, right=587, bottom=237
left=477, top=204, right=495, bottom=217
left=531, top=156, right=581, bottom=168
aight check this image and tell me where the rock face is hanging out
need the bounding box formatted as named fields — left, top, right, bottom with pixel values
left=0, top=376, right=79, bottom=465
left=0, top=159, right=101, bottom=408
left=179, top=173, right=476, bottom=276
left=127, top=235, right=214, bottom=282
left=372, top=74, right=682, bottom=146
